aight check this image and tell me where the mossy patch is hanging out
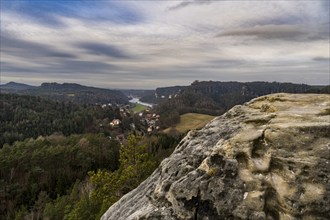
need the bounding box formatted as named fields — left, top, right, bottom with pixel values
left=260, top=104, right=277, bottom=113
left=207, top=167, right=217, bottom=176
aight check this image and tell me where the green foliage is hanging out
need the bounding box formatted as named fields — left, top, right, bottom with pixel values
left=43, top=195, right=71, bottom=220
left=131, top=103, right=148, bottom=113
left=39, top=134, right=168, bottom=220
left=0, top=134, right=120, bottom=219
left=64, top=194, right=100, bottom=220
left=32, top=191, right=51, bottom=220
left=13, top=206, right=28, bottom=220
left=86, top=134, right=158, bottom=218
left=0, top=93, right=126, bottom=147
left=54, top=135, right=157, bottom=219
left=43, top=180, right=81, bottom=220
left=155, top=103, right=180, bottom=128
left=40, top=134, right=161, bottom=220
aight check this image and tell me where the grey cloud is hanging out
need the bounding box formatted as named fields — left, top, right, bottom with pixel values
left=217, top=24, right=329, bottom=41
left=207, top=59, right=246, bottom=67
left=313, top=57, right=330, bottom=62
left=77, top=42, right=132, bottom=59
left=1, top=34, right=77, bottom=59
left=321, top=0, right=330, bottom=14
left=46, top=52, right=77, bottom=58
left=0, top=61, right=39, bottom=73
left=1, top=34, right=121, bottom=76
left=1, top=58, right=117, bottom=75
left=52, top=60, right=117, bottom=74
left=168, top=0, right=212, bottom=11
left=2, top=58, right=329, bottom=89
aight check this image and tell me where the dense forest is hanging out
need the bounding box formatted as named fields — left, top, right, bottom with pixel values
left=0, top=93, right=183, bottom=219
left=140, top=81, right=320, bottom=104
left=0, top=94, right=126, bottom=147
left=0, top=133, right=182, bottom=219
left=0, top=134, right=120, bottom=219
left=152, top=81, right=328, bottom=127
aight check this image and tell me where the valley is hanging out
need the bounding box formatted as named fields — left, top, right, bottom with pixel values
left=0, top=80, right=329, bottom=219
left=1, top=2, right=329, bottom=219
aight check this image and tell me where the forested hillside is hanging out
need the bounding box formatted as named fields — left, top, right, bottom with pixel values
left=1, top=82, right=129, bottom=105
left=0, top=93, right=183, bottom=219
left=153, top=81, right=322, bottom=127
left=0, top=94, right=123, bottom=147
left=139, top=86, right=184, bottom=104
left=0, top=133, right=182, bottom=220
left=0, top=134, right=120, bottom=219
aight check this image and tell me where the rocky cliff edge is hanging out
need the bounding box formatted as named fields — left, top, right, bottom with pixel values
left=102, top=93, right=330, bottom=220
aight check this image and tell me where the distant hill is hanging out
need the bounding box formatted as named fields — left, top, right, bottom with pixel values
left=0, top=81, right=36, bottom=91
left=1, top=82, right=129, bottom=104
left=140, top=86, right=184, bottom=103
left=140, top=81, right=329, bottom=105
left=305, top=85, right=330, bottom=94
left=152, top=81, right=329, bottom=127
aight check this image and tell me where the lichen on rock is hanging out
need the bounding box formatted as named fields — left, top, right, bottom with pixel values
left=101, top=93, right=330, bottom=220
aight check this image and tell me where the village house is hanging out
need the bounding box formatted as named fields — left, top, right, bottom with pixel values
left=147, top=126, right=153, bottom=133
left=110, top=119, right=121, bottom=127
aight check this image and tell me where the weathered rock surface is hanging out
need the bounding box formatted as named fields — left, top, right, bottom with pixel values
left=102, top=93, right=330, bottom=220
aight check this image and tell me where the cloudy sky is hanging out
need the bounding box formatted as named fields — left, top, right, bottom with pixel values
left=1, top=0, right=329, bottom=89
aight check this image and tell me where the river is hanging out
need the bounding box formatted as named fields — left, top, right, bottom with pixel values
left=129, top=98, right=153, bottom=107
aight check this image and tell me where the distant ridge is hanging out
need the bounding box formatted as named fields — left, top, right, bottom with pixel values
left=0, top=81, right=36, bottom=91
left=1, top=82, right=129, bottom=104
left=141, top=80, right=329, bottom=127
left=41, top=82, right=105, bottom=89
left=140, top=80, right=327, bottom=105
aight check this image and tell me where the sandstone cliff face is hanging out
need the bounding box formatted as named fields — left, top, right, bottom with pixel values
left=102, top=94, right=330, bottom=220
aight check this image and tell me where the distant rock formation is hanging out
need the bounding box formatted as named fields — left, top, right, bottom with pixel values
left=102, top=93, right=330, bottom=220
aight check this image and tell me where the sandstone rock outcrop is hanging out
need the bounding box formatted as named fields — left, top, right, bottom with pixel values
left=102, top=93, right=330, bottom=220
